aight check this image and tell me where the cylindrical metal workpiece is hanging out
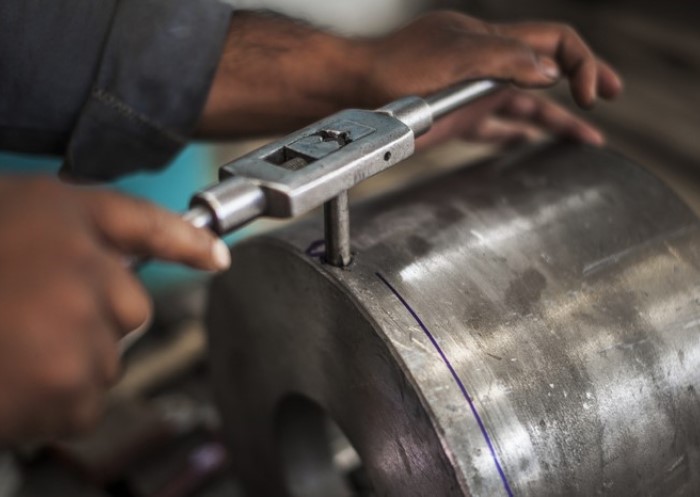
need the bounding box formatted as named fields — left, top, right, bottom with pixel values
left=207, top=143, right=700, bottom=497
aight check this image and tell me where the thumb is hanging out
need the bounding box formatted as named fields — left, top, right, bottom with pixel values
left=80, top=190, right=230, bottom=271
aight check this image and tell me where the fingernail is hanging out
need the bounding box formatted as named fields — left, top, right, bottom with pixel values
left=539, top=58, right=560, bottom=80
left=212, top=239, right=231, bottom=270
left=120, top=313, right=153, bottom=354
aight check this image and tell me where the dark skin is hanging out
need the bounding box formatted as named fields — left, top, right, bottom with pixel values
left=197, top=11, right=622, bottom=145
left=0, top=178, right=230, bottom=444
left=0, top=10, right=622, bottom=445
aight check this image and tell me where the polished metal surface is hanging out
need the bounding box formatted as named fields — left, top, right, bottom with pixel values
left=207, top=142, right=700, bottom=497
left=190, top=176, right=266, bottom=234
left=218, top=107, right=415, bottom=218
left=424, top=79, right=501, bottom=119
left=181, top=205, right=214, bottom=230
left=377, top=95, right=433, bottom=135
left=324, top=191, right=352, bottom=267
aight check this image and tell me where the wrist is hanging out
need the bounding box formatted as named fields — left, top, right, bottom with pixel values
left=196, top=12, right=379, bottom=137
left=313, top=35, right=378, bottom=109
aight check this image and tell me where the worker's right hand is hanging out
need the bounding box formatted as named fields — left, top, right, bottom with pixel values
left=0, top=176, right=230, bottom=445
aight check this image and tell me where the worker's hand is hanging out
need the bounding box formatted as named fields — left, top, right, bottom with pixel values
left=416, top=88, right=606, bottom=150
left=197, top=10, right=621, bottom=147
left=0, top=176, right=229, bottom=444
left=365, top=11, right=622, bottom=110
left=366, top=11, right=623, bottom=148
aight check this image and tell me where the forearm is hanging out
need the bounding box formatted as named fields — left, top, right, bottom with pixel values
left=196, top=11, right=374, bottom=138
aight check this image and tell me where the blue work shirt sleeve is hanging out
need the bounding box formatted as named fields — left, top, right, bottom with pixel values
left=0, top=0, right=232, bottom=180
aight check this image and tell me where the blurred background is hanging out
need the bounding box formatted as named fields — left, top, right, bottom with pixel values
left=5, top=0, right=698, bottom=496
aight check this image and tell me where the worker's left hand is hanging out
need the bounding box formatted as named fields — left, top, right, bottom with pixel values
left=365, top=11, right=622, bottom=110
left=363, top=11, right=622, bottom=148
left=415, top=88, right=605, bottom=150
left=197, top=10, right=622, bottom=148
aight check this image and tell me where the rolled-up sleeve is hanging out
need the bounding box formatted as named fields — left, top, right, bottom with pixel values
left=0, top=0, right=232, bottom=180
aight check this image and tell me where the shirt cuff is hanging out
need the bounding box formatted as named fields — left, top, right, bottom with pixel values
left=63, top=0, right=233, bottom=181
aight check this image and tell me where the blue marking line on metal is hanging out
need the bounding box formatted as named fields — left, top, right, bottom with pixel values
left=375, top=271, right=514, bottom=497
left=305, top=239, right=326, bottom=258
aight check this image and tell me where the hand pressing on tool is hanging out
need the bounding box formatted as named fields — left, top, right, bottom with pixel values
left=197, top=10, right=622, bottom=148
left=0, top=176, right=229, bottom=445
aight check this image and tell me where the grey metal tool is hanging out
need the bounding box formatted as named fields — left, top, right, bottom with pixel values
left=186, top=79, right=500, bottom=267
left=122, top=81, right=500, bottom=352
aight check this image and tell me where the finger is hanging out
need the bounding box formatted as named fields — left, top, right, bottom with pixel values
left=119, top=317, right=153, bottom=354
left=497, top=92, right=605, bottom=146
left=80, top=190, right=230, bottom=271
left=455, top=34, right=561, bottom=87
left=597, top=59, right=624, bottom=99
left=97, top=252, right=153, bottom=337
left=91, top=323, right=123, bottom=388
left=497, top=22, right=622, bottom=107
left=61, top=380, right=106, bottom=436
left=40, top=312, right=114, bottom=435
left=473, top=117, right=545, bottom=145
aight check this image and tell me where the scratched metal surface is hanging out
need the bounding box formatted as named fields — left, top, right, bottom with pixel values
left=207, top=142, right=700, bottom=496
